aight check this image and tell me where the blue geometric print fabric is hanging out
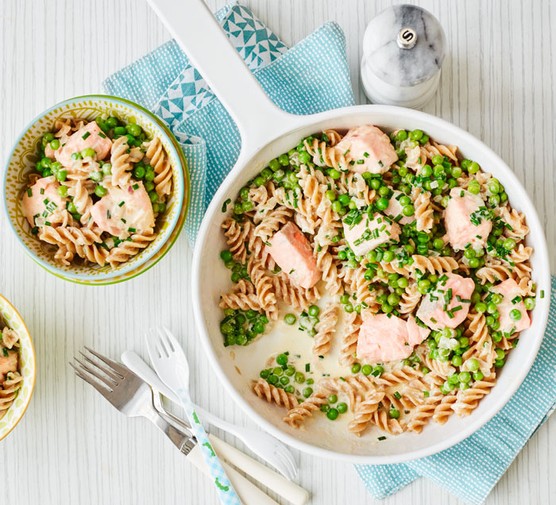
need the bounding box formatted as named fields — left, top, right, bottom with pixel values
left=104, top=2, right=354, bottom=242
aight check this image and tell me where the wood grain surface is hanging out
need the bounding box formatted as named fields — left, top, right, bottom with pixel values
left=0, top=1, right=554, bottom=504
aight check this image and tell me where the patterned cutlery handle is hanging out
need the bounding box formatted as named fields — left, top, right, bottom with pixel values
left=176, top=387, right=242, bottom=505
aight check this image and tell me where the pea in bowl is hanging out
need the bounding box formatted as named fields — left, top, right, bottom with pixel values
left=4, top=95, right=189, bottom=285
left=0, top=294, right=35, bottom=442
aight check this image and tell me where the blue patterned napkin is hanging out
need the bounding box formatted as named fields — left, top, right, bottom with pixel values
left=104, top=2, right=353, bottom=242
left=104, top=4, right=555, bottom=504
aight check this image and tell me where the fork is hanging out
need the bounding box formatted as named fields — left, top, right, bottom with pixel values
left=145, top=327, right=241, bottom=505
left=121, top=349, right=299, bottom=481
left=71, top=347, right=279, bottom=505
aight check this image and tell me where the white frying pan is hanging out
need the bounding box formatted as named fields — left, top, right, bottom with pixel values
left=148, top=0, right=551, bottom=463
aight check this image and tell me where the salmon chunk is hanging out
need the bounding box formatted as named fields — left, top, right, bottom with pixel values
left=55, top=122, right=112, bottom=167
left=0, top=349, right=18, bottom=382
left=267, top=222, right=320, bottom=289
left=416, top=273, right=475, bottom=330
left=90, top=182, right=154, bottom=240
left=492, top=278, right=531, bottom=335
left=356, top=314, right=430, bottom=363
left=343, top=212, right=400, bottom=257
left=335, top=125, right=398, bottom=174
left=444, top=188, right=492, bottom=251
left=21, top=176, right=67, bottom=227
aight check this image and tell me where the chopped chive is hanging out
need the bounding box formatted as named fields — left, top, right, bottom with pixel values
left=82, top=131, right=91, bottom=140
left=27, top=188, right=32, bottom=197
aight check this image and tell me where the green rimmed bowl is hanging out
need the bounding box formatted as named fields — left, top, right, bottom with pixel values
left=4, top=95, right=189, bottom=285
left=0, top=294, right=35, bottom=442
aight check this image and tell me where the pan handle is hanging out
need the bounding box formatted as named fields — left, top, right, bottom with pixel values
left=147, top=0, right=301, bottom=156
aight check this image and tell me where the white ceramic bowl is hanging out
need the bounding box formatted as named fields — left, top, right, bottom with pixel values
left=192, top=106, right=551, bottom=464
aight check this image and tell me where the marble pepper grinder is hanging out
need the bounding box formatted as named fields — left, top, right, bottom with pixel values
left=361, top=4, right=446, bottom=109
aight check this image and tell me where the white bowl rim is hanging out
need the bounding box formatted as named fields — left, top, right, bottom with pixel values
left=192, top=104, right=551, bottom=464
left=3, top=94, right=188, bottom=285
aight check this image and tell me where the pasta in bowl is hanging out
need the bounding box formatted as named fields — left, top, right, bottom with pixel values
left=199, top=116, right=550, bottom=462
left=0, top=294, right=35, bottom=442
left=4, top=95, right=188, bottom=285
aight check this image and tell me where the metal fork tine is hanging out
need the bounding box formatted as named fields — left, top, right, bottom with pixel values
left=70, top=362, right=113, bottom=397
left=84, top=347, right=128, bottom=378
left=74, top=357, right=116, bottom=390
left=79, top=351, right=122, bottom=384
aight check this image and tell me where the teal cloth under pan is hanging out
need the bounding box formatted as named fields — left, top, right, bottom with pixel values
left=104, top=4, right=555, bottom=504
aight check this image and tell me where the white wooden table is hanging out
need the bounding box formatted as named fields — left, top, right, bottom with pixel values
left=0, top=1, right=554, bottom=504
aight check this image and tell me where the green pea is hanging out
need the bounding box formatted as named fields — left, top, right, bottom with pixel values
left=284, top=385, right=295, bottom=394
left=43, top=132, right=55, bottom=142
left=409, top=129, right=424, bottom=141
left=308, top=305, right=320, bottom=318
left=71, top=152, right=82, bottom=161
left=279, top=376, right=290, bottom=386
left=57, top=185, right=68, bottom=198
left=468, top=180, right=481, bottom=194
left=325, top=189, right=336, bottom=201
left=389, top=408, right=400, bottom=419
left=285, top=366, right=295, bottom=377
left=331, top=200, right=344, bottom=214
left=510, top=309, right=522, bottom=321
left=328, top=394, right=338, bottom=404
left=378, top=185, right=390, bottom=197
left=259, top=369, right=270, bottom=379
left=267, top=374, right=279, bottom=385
left=451, top=166, right=463, bottom=178
left=524, top=297, right=536, bottom=310
left=486, top=180, right=500, bottom=196
left=220, top=250, right=233, bottom=262
left=89, top=171, right=103, bottom=183
left=145, top=181, right=155, bottom=193
left=468, top=258, right=480, bottom=268
left=320, top=404, right=330, bottom=413
left=421, top=165, right=433, bottom=178
left=351, top=363, right=361, bottom=374
left=284, top=313, right=297, bottom=325
left=433, top=165, right=445, bottom=178
left=494, top=359, right=505, bottom=368
left=81, top=147, right=96, bottom=158
left=338, top=194, right=351, bottom=206
left=337, top=402, right=348, bottom=414
left=298, top=151, right=311, bottom=164
left=302, top=387, right=313, bottom=398
left=464, top=248, right=476, bottom=259
left=451, top=355, right=463, bottom=367
left=418, top=279, right=431, bottom=293
left=395, top=130, right=408, bottom=142
left=370, top=179, right=381, bottom=190
left=396, top=277, right=409, bottom=289
left=344, top=303, right=354, bottom=313
left=126, top=123, right=142, bottom=137
left=326, top=408, right=339, bottom=420
left=382, top=250, right=395, bottom=262
left=376, top=197, right=389, bottom=210
left=272, top=367, right=283, bottom=377
left=269, top=159, right=280, bottom=171
left=278, top=154, right=289, bottom=166
left=106, top=117, right=119, bottom=129
left=473, top=371, right=484, bottom=381
left=503, top=238, right=516, bottom=250
left=276, top=353, right=288, bottom=366
left=133, top=165, right=146, bottom=179
left=145, top=169, right=156, bottom=182
left=402, top=204, right=415, bottom=216
left=295, top=372, right=305, bottom=384
left=56, top=169, right=67, bottom=182
left=489, top=195, right=500, bottom=207
left=387, top=293, right=400, bottom=306
left=49, top=139, right=60, bottom=150
left=148, top=191, right=158, bottom=204
left=94, top=185, right=108, bottom=198
left=361, top=364, right=372, bottom=376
